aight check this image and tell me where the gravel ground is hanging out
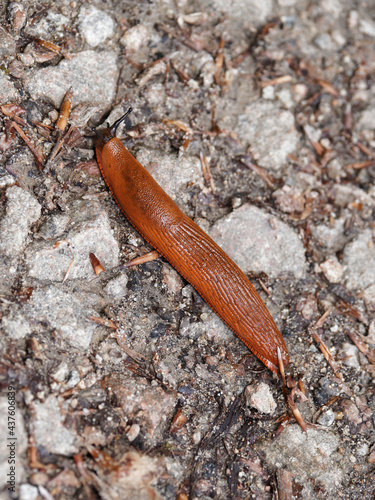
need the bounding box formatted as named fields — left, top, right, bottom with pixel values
left=0, top=1, right=375, bottom=499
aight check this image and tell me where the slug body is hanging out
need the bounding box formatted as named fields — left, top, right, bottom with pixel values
left=95, top=115, right=289, bottom=373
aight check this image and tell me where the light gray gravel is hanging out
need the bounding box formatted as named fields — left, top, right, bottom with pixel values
left=209, top=204, right=306, bottom=278
left=343, top=229, right=375, bottom=301
left=264, top=426, right=344, bottom=496
left=23, top=50, right=119, bottom=108
left=26, top=197, right=119, bottom=281
left=22, top=285, right=101, bottom=349
left=237, top=101, right=300, bottom=171
left=0, top=186, right=41, bottom=257
left=0, top=73, right=20, bottom=103
left=78, top=5, right=115, bottom=48
left=32, top=396, right=78, bottom=456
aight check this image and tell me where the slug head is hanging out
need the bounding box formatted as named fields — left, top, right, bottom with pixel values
left=94, top=107, right=133, bottom=153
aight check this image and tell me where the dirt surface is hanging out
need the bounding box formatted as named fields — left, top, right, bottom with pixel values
left=0, top=1, right=375, bottom=499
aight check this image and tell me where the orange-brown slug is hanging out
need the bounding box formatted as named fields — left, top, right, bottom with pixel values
left=95, top=109, right=289, bottom=373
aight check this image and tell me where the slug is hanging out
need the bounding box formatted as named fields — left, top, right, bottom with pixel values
left=95, top=109, right=289, bottom=373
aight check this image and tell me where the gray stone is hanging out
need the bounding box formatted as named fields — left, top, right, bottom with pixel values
left=314, top=33, right=335, bottom=51
left=343, top=229, right=375, bottom=292
left=104, top=274, right=129, bottom=301
left=329, top=184, right=375, bottom=208
left=2, top=307, right=31, bottom=339
left=93, top=450, right=163, bottom=500
left=26, top=198, right=119, bottom=282
left=19, top=484, right=38, bottom=500
left=66, top=370, right=81, bottom=388
left=264, top=426, right=344, bottom=494
left=37, top=214, right=70, bottom=240
left=311, top=217, right=347, bottom=253
left=342, top=343, right=360, bottom=368
left=78, top=6, right=115, bottom=47
left=0, top=186, right=41, bottom=293
left=368, top=319, right=375, bottom=343
left=0, top=26, right=16, bottom=62
left=120, top=24, right=152, bottom=54
left=317, top=409, right=335, bottom=427
left=25, top=11, right=70, bottom=38
left=273, top=185, right=305, bottom=213
left=200, top=310, right=233, bottom=344
left=104, top=373, right=176, bottom=441
left=357, top=106, right=375, bottom=131
left=209, top=204, right=306, bottom=278
left=363, top=285, right=375, bottom=306
left=341, top=400, right=362, bottom=425
left=127, top=423, right=141, bottom=442
left=32, top=396, right=78, bottom=456
left=359, top=19, right=375, bottom=37
left=179, top=311, right=232, bottom=356
left=51, top=362, right=69, bottom=383
left=23, top=285, right=100, bottom=350
left=179, top=316, right=206, bottom=339
left=321, top=0, right=343, bottom=16
left=195, top=364, right=222, bottom=385
left=320, top=256, right=344, bottom=283
left=245, top=382, right=277, bottom=414
left=0, top=186, right=41, bottom=257
left=23, top=50, right=118, bottom=108
left=0, top=173, right=16, bottom=189
left=356, top=442, right=369, bottom=457
left=236, top=101, right=299, bottom=170
left=0, top=73, right=20, bottom=103
left=211, top=0, right=273, bottom=24
left=161, top=265, right=184, bottom=295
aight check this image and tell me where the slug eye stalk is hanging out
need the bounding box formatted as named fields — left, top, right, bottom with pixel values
left=94, top=108, right=133, bottom=151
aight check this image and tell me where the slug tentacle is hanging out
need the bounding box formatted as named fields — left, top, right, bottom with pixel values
left=95, top=108, right=133, bottom=152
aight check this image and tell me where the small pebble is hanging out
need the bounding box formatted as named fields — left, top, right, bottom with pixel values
left=320, top=256, right=344, bottom=283
left=79, top=5, right=114, bottom=47
left=245, top=382, right=277, bottom=414
left=317, top=409, right=335, bottom=426
left=127, top=423, right=141, bottom=442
